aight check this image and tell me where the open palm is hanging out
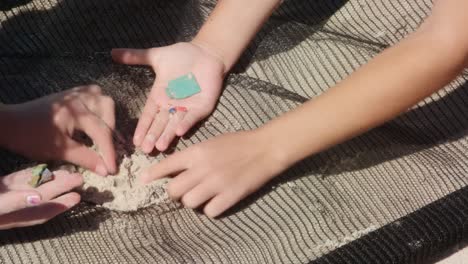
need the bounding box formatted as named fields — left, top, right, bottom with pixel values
left=112, top=42, right=225, bottom=153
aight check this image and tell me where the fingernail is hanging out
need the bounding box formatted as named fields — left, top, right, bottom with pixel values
left=175, top=106, right=188, bottom=112
left=26, top=195, right=41, bottom=206
left=96, top=165, right=108, bottom=176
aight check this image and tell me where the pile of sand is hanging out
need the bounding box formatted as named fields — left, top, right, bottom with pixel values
left=49, top=128, right=170, bottom=212
left=77, top=149, right=169, bottom=212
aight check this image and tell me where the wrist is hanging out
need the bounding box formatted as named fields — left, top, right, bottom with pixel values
left=191, top=37, right=229, bottom=75
left=191, top=0, right=282, bottom=75
left=250, top=126, right=292, bottom=175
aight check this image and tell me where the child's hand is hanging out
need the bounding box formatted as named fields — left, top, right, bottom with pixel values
left=1, top=86, right=117, bottom=176
left=140, top=131, right=285, bottom=218
left=0, top=169, right=82, bottom=230
left=112, top=42, right=225, bottom=153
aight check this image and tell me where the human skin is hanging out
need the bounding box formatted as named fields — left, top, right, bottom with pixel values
left=0, top=85, right=117, bottom=176
left=142, top=0, right=468, bottom=218
left=0, top=86, right=116, bottom=229
left=0, top=169, right=83, bottom=230
left=111, top=0, right=282, bottom=153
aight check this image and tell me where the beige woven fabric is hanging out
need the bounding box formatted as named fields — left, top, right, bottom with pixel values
left=1, top=0, right=467, bottom=263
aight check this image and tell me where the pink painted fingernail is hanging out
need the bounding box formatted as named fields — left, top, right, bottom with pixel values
left=175, top=106, right=188, bottom=112
left=96, top=165, right=108, bottom=176
left=26, top=195, right=41, bottom=206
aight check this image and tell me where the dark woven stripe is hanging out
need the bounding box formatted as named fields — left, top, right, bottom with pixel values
left=2, top=0, right=468, bottom=263
left=313, top=185, right=468, bottom=264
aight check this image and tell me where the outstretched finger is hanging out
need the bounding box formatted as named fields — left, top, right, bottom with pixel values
left=0, top=190, right=42, bottom=215
left=140, top=150, right=190, bottom=184
left=156, top=109, right=186, bottom=152
left=98, top=95, right=116, bottom=132
left=181, top=181, right=218, bottom=209
left=141, top=108, right=169, bottom=154
left=134, top=99, right=159, bottom=147
left=79, top=114, right=117, bottom=174
left=176, top=111, right=203, bottom=137
left=111, top=48, right=157, bottom=66
left=0, top=169, right=35, bottom=191
left=36, top=171, right=83, bottom=201
left=204, top=187, right=249, bottom=218
left=0, top=192, right=80, bottom=230
left=167, top=170, right=202, bottom=201
left=62, top=138, right=108, bottom=176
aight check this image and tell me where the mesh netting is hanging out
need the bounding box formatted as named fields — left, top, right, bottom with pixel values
left=1, top=0, right=468, bottom=263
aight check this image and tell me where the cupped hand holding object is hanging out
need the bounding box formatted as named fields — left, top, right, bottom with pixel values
left=112, top=42, right=225, bottom=153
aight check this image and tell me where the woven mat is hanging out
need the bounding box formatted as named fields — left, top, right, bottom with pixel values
left=1, top=0, right=468, bottom=263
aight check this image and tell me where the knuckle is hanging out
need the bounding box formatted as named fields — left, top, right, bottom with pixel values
left=52, top=109, right=67, bottom=124
left=103, top=96, right=115, bottom=106
left=166, top=183, right=180, bottom=200
left=70, top=173, right=84, bottom=186
left=69, top=98, right=86, bottom=112
left=88, top=84, right=102, bottom=94
left=208, top=177, right=223, bottom=190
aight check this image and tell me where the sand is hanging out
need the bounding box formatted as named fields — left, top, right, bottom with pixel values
left=3, top=0, right=468, bottom=263
left=56, top=127, right=170, bottom=212
left=35, top=145, right=170, bottom=212
left=77, top=149, right=169, bottom=212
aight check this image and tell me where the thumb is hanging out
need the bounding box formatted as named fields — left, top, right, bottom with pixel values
left=0, top=190, right=42, bottom=215
left=62, top=139, right=109, bottom=176
left=111, top=48, right=158, bottom=66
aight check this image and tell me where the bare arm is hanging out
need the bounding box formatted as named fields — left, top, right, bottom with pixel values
left=262, top=1, right=468, bottom=168
left=192, top=0, right=282, bottom=73
left=143, top=0, right=468, bottom=218
left=115, top=0, right=282, bottom=152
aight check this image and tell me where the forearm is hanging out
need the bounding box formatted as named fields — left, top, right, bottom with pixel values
left=192, top=0, right=281, bottom=73
left=260, top=22, right=468, bottom=169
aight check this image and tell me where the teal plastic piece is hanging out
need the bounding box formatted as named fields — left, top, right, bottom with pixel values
left=166, top=73, right=201, bottom=99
